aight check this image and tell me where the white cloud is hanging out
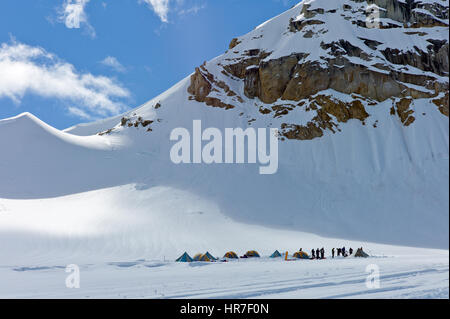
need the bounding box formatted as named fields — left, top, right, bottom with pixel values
left=177, top=4, right=205, bottom=16
left=100, top=56, right=126, bottom=73
left=140, top=0, right=206, bottom=23
left=59, top=0, right=95, bottom=37
left=0, top=41, right=130, bottom=120
left=140, top=0, right=170, bottom=23
left=67, top=106, right=92, bottom=119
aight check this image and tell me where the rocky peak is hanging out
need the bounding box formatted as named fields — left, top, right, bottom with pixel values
left=187, top=0, right=449, bottom=140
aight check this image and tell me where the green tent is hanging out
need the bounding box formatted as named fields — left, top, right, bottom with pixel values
left=176, top=252, right=193, bottom=262
left=270, top=250, right=282, bottom=258
left=354, top=248, right=369, bottom=258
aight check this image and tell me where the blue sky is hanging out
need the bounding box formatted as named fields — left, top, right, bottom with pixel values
left=0, top=0, right=299, bottom=129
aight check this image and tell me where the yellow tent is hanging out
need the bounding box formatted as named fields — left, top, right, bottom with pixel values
left=293, top=251, right=310, bottom=259
left=245, top=250, right=260, bottom=258
left=198, top=254, right=211, bottom=262
left=193, top=253, right=203, bottom=261
left=224, top=251, right=238, bottom=259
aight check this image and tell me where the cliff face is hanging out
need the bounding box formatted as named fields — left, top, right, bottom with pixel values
left=187, top=0, right=449, bottom=140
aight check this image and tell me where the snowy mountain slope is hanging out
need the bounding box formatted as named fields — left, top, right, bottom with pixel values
left=3, top=183, right=442, bottom=265
left=0, top=0, right=448, bottom=276
left=0, top=112, right=139, bottom=198
left=63, top=112, right=127, bottom=136
left=1, top=78, right=447, bottom=249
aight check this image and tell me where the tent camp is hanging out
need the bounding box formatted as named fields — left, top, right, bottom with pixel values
left=244, top=250, right=260, bottom=258
left=354, top=248, right=369, bottom=258
left=224, top=251, right=239, bottom=259
left=293, top=251, right=310, bottom=259
left=193, top=253, right=203, bottom=261
left=176, top=252, right=193, bottom=262
left=270, top=250, right=282, bottom=258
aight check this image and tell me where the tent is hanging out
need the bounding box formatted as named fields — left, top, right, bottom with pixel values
left=270, top=250, right=282, bottom=258
left=198, top=254, right=212, bottom=262
left=224, top=251, right=239, bottom=259
left=293, top=251, right=310, bottom=259
left=245, top=250, right=260, bottom=258
left=176, top=252, right=193, bottom=262
left=204, top=251, right=217, bottom=260
left=354, top=248, right=369, bottom=258
left=193, top=253, right=203, bottom=261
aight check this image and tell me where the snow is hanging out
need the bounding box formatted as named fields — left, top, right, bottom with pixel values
left=0, top=0, right=448, bottom=298
left=0, top=184, right=448, bottom=298
left=64, top=112, right=127, bottom=136
left=0, top=108, right=448, bottom=297
left=1, top=85, right=447, bottom=247
left=0, top=243, right=447, bottom=299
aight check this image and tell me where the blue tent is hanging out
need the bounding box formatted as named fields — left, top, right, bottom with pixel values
left=204, top=251, right=217, bottom=260
left=176, top=252, right=193, bottom=262
left=270, top=250, right=282, bottom=258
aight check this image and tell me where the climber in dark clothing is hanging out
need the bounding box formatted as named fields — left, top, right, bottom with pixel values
left=320, top=248, right=325, bottom=259
left=349, top=248, right=353, bottom=255
left=342, top=247, right=346, bottom=257
left=311, top=249, right=315, bottom=259
left=332, top=248, right=335, bottom=258
left=337, top=248, right=341, bottom=256
left=316, top=248, right=320, bottom=260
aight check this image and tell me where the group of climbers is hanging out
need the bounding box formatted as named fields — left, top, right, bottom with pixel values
left=331, top=247, right=355, bottom=258
left=310, top=247, right=326, bottom=259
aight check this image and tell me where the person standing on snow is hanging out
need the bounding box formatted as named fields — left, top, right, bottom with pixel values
left=316, top=248, right=320, bottom=260
left=311, top=249, right=315, bottom=259
left=342, top=246, right=346, bottom=257
left=332, top=248, right=335, bottom=258
left=320, top=248, right=325, bottom=259
left=349, top=248, right=353, bottom=255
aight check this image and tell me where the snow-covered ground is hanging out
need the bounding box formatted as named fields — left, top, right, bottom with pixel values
left=0, top=249, right=447, bottom=299
left=0, top=184, right=448, bottom=299
left=0, top=64, right=447, bottom=299
left=0, top=0, right=448, bottom=299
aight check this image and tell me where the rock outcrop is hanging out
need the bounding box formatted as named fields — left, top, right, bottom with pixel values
left=188, top=64, right=242, bottom=110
